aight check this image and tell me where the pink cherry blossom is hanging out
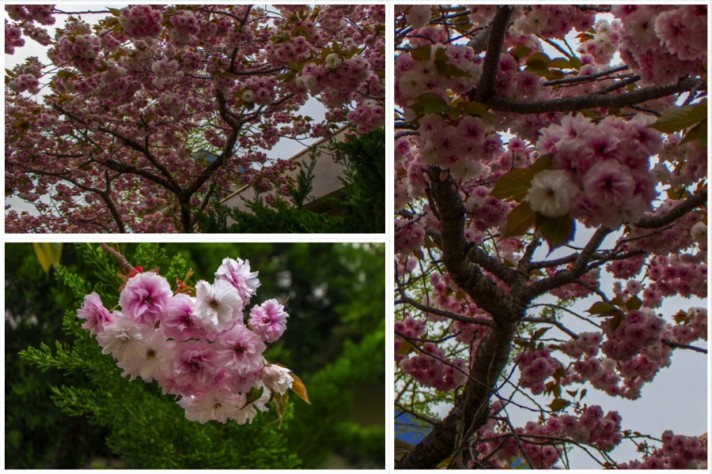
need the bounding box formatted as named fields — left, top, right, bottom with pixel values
left=119, top=271, right=173, bottom=326
left=215, top=258, right=260, bottom=304
left=248, top=299, right=288, bottom=343
left=216, top=325, right=266, bottom=377
left=76, top=292, right=113, bottom=335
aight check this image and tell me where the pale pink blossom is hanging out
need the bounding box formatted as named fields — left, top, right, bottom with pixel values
left=194, top=280, right=243, bottom=332
left=215, top=258, right=260, bottom=304
left=248, top=299, right=288, bottom=343
left=525, top=170, right=578, bottom=218
left=76, top=292, right=113, bottom=335
left=119, top=271, right=172, bottom=326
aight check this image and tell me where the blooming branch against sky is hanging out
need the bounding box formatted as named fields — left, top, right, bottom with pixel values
left=394, top=4, right=707, bottom=469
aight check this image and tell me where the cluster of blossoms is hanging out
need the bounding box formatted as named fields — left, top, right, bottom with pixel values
left=399, top=342, right=467, bottom=392
left=475, top=403, right=622, bottom=468
left=396, top=42, right=482, bottom=105
left=527, top=115, right=661, bottom=227
left=556, top=307, right=707, bottom=400
left=600, top=310, right=665, bottom=362
left=119, top=5, right=163, bottom=38
left=644, top=254, right=707, bottom=305
left=77, top=258, right=295, bottom=424
left=516, top=348, right=562, bottom=394
left=615, top=5, right=707, bottom=85
left=620, top=430, right=708, bottom=469
left=417, top=115, right=492, bottom=180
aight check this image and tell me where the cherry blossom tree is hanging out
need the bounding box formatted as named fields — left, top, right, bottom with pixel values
left=394, top=5, right=707, bottom=469
left=5, top=4, right=385, bottom=232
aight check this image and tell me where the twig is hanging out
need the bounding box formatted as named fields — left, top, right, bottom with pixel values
left=661, top=339, right=707, bottom=354
left=98, top=243, right=134, bottom=274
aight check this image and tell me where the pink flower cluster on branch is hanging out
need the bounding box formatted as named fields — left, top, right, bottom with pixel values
left=77, top=257, right=302, bottom=424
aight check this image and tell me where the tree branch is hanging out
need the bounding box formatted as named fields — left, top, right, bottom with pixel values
left=473, top=6, right=514, bottom=102
left=396, top=296, right=493, bottom=326
left=525, top=226, right=611, bottom=299
left=635, top=191, right=707, bottom=228
left=544, top=65, right=629, bottom=86
left=661, top=339, right=707, bottom=354
left=487, top=77, right=703, bottom=114
left=425, top=167, right=514, bottom=322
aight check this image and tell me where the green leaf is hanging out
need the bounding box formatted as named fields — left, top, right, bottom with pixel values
left=33, top=243, right=63, bottom=274
left=289, top=371, right=311, bottom=404
left=538, top=214, right=575, bottom=249
left=56, top=70, right=75, bottom=80
left=530, top=326, right=550, bottom=343
left=245, top=385, right=265, bottom=405
left=666, top=187, right=689, bottom=200
left=512, top=45, right=532, bottom=61
left=396, top=339, right=416, bottom=356
left=108, top=7, right=121, bottom=16
left=681, top=120, right=707, bottom=145
left=432, top=48, right=471, bottom=78
left=525, top=65, right=550, bottom=78
left=549, top=398, right=569, bottom=412
left=435, top=61, right=471, bottom=78
left=503, top=202, right=536, bottom=236
left=409, top=92, right=449, bottom=115
left=526, top=52, right=551, bottom=69
left=625, top=296, right=643, bottom=311
left=490, top=168, right=533, bottom=201
left=587, top=301, right=616, bottom=315
left=529, top=154, right=553, bottom=174
left=652, top=102, right=707, bottom=133
left=609, top=296, right=626, bottom=307
left=410, top=45, right=432, bottom=61
left=462, top=101, right=491, bottom=118
left=549, top=58, right=571, bottom=69
left=568, top=56, right=582, bottom=70
left=610, top=312, right=625, bottom=332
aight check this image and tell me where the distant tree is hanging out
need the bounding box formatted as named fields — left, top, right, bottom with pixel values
left=5, top=4, right=384, bottom=232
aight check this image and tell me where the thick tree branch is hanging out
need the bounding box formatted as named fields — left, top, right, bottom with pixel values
left=400, top=166, right=526, bottom=469
left=426, top=167, right=515, bottom=322
left=635, top=191, right=707, bottom=228
left=396, top=326, right=518, bottom=469
left=427, top=230, right=518, bottom=284
left=98, top=243, right=133, bottom=274
left=487, top=77, right=703, bottom=114
left=473, top=6, right=514, bottom=102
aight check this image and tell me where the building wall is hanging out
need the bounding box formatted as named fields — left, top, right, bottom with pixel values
left=222, top=127, right=350, bottom=213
